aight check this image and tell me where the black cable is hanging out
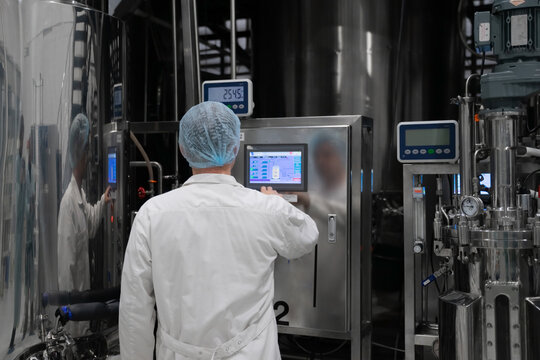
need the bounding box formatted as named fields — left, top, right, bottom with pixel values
left=390, top=0, right=407, bottom=152
left=522, top=168, right=540, bottom=190
left=526, top=124, right=540, bottom=135
left=480, top=51, right=486, bottom=75
left=291, top=336, right=348, bottom=358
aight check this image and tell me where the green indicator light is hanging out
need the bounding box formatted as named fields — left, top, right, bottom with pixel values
left=428, top=149, right=435, bottom=154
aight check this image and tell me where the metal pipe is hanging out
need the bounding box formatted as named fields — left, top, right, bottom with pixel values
left=487, top=113, right=519, bottom=211
left=515, top=146, right=540, bottom=158
left=144, top=20, right=148, bottom=125
left=129, top=131, right=155, bottom=194
left=193, top=1, right=201, bottom=99
left=230, top=0, right=236, bottom=79
left=465, top=73, right=480, bottom=97
left=130, top=161, right=163, bottom=195
left=180, top=0, right=201, bottom=106
left=459, top=96, right=475, bottom=197
left=172, top=0, right=180, bottom=187
left=472, top=148, right=486, bottom=195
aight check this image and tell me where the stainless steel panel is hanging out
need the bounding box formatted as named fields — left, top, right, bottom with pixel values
left=403, top=164, right=460, bottom=360
left=231, top=115, right=372, bottom=358
left=102, top=123, right=127, bottom=289
left=525, top=297, right=540, bottom=359
left=439, top=291, right=482, bottom=360
left=235, top=122, right=349, bottom=332
left=0, top=1, right=123, bottom=357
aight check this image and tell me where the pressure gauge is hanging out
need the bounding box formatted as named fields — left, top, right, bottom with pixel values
left=460, top=196, right=483, bottom=217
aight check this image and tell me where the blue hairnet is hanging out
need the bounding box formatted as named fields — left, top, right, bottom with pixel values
left=69, top=113, right=90, bottom=168
left=179, top=101, right=241, bottom=168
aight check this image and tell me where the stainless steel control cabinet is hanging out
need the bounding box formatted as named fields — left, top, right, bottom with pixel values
left=231, top=115, right=373, bottom=359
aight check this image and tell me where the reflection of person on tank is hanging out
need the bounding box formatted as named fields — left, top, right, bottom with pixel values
left=57, top=114, right=111, bottom=335
left=296, top=134, right=347, bottom=218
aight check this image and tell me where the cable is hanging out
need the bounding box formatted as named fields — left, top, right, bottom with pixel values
left=522, top=168, right=540, bottom=190
left=480, top=51, right=486, bottom=75
left=390, top=0, right=407, bottom=152
left=526, top=124, right=540, bottom=135
left=372, top=341, right=406, bottom=353
left=291, top=336, right=348, bottom=357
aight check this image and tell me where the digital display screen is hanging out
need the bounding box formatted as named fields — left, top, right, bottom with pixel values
left=245, top=144, right=307, bottom=191
left=249, top=151, right=302, bottom=185
left=108, top=150, right=117, bottom=185
left=405, top=128, right=450, bottom=146
left=208, top=86, right=244, bottom=102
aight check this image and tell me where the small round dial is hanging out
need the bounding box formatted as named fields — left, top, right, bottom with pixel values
left=460, top=196, right=483, bottom=217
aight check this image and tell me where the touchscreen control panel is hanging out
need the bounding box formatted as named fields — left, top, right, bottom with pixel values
left=245, top=144, right=307, bottom=192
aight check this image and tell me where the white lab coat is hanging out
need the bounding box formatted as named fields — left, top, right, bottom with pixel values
left=57, top=175, right=105, bottom=335
left=119, top=174, right=319, bottom=360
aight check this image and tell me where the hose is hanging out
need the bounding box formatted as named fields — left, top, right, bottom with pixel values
left=56, top=301, right=119, bottom=325
left=130, top=130, right=155, bottom=193
left=42, top=287, right=120, bottom=307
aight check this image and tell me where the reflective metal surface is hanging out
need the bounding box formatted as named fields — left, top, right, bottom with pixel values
left=252, top=0, right=463, bottom=192
left=439, top=291, right=482, bottom=360
left=485, top=111, right=521, bottom=211
left=231, top=115, right=373, bottom=359
left=0, top=1, right=123, bottom=357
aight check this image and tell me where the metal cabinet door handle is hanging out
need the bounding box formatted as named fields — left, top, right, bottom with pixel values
left=328, top=214, right=336, bottom=243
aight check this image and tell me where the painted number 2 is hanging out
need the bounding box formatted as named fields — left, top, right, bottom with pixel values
left=274, top=301, right=290, bottom=326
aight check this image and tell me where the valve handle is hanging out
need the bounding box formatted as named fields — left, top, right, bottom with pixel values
left=138, top=187, right=147, bottom=199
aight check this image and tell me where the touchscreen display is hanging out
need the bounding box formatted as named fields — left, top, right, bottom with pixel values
left=108, top=150, right=117, bottom=185
left=245, top=144, right=307, bottom=191
left=249, top=151, right=302, bottom=184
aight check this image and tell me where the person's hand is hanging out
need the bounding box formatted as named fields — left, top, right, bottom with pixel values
left=104, top=186, right=112, bottom=204
left=261, top=186, right=282, bottom=197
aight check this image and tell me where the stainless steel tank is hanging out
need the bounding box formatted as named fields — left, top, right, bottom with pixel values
left=0, top=1, right=123, bottom=358
left=252, top=0, right=464, bottom=192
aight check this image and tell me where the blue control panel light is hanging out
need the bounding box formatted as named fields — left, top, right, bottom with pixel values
left=107, top=147, right=117, bottom=190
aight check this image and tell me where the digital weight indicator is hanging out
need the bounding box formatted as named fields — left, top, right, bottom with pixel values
left=397, top=120, right=459, bottom=163
left=202, top=79, right=253, bottom=117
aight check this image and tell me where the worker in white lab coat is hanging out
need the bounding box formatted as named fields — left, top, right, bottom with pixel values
left=57, top=113, right=111, bottom=336
left=119, top=101, right=319, bottom=360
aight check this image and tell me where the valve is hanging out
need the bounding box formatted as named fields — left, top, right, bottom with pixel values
left=422, top=263, right=451, bottom=287
left=137, top=187, right=147, bottom=199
